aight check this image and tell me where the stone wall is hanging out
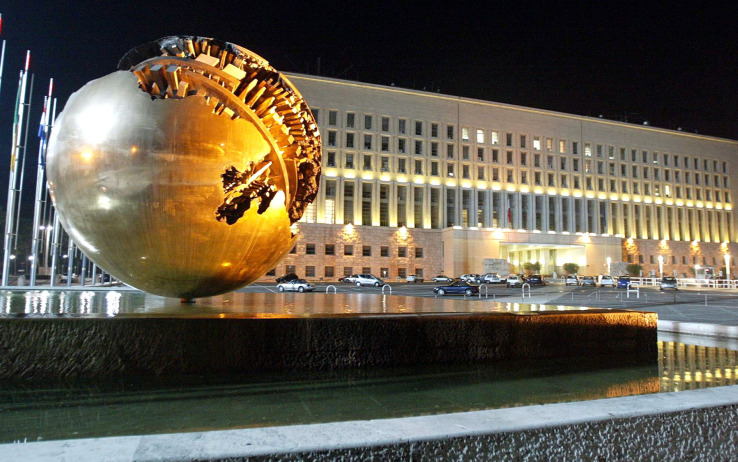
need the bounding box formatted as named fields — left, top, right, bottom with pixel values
left=0, top=310, right=656, bottom=380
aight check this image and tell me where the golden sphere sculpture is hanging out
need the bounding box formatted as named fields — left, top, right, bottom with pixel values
left=46, top=36, right=321, bottom=298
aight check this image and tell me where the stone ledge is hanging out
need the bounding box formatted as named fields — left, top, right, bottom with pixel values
left=0, top=310, right=656, bottom=379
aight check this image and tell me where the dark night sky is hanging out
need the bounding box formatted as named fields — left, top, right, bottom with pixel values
left=0, top=2, right=737, bottom=199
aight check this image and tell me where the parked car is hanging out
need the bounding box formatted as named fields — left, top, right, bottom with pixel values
left=406, top=274, right=424, bottom=283
left=339, top=274, right=359, bottom=283
left=482, top=273, right=506, bottom=284
left=617, top=276, right=632, bottom=289
left=434, top=280, right=479, bottom=296
left=506, top=274, right=526, bottom=288
left=599, top=275, right=616, bottom=287
left=565, top=275, right=580, bottom=286
left=276, top=273, right=299, bottom=283
left=277, top=279, right=314, bottom=292
left=460, top=274, right=482, bottom=283
left=433, top=275, right=454, bottom=283
left=527, top=274, right=545, bottom=286
left=660, top=276, right=678, bottom=291
left=580, top=276, right=597, bottom=287
left=355, top=274, right=384, bottom=287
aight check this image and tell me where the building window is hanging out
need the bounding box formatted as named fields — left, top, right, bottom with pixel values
left=476, top=129, right=484, bottom=143
left=344, top=245, right=354, bottom=256
left=506, top=133, right=513, bottom=147
left=431, top=161, right=439, bottom=176
left=520, top=135, right=527, bottom=148
left=381, top=156, right=390, bottom=172
left=364, top=134, right=372, bottom=150
left=346, top=132, right=355, bottom=148
left=364, top=115, right=372, bottom=130
left=363, top=245, right=372, bottom=257
left=398, top=246, right=407, bottom=258
left=462, top=127, right=470, bottom=141
left=431, top=123, right=438, bottom=137
left=491, top=131, right=499, bottom=145
left=447, top=125, right=454, bottom=139
left=381, top=116, right=390, bottom=132
left=328, top=110, right=338, bottom=126
left=559, top=140, right=566, bottom=153
left=325, top=244, right=335, bottom=255
left=415, top=121, right=423, bottom=136
left=533, top=136, right=541, bottom=150
left=398, top=267, right=407, bottom=278
left=290, top=245, right=297, bottom=254
left=398, top=138, right=406, bottom=153
left=398, top=119, right=406, bottom=134
left=306, top=244, right=316, bottom=255
left=305, top=266, right=315, bottom=277
left=381, top=136, right=390, bottom=152
left=363, top=155, right=372, bottom=170
left=415, top=247, right=424, bottom=258
left=447, top=164, right=455, bottom=177
left=267, top=268, right=276, bottom=276
left=431, top=142, right=439, bottom=156
left=286, top=265, right=296, bottom=274
left=327, top=131, right=337, bottom=147
left=398, top=158, right=406, bottom=173
left=415, top=160, right=423, bottom=174
left=345, top=153, right=354, bottom=169
left=414, top=140, right=423, bottom=155
left=346, top=113, right=355, bottom=128
left=326, top=151, right=336, bottom=167
left=381, top=246, right=389, bottom=257
left=324, top=266, right=334, bottom=278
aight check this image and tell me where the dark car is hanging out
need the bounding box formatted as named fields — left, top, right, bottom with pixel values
left=617, top=276, right=631, bottom=289
left=276, top=273, right=299, bottom=283
left=580, top=276, right=597, bottom=287
left=434, top=280, right=479, bottom=296
left=527, top=274, right=545, bottom=286
left=660, top=276, right=678, bottom=291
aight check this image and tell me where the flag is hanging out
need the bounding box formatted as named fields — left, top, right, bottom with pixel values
left=38, top=97, right=49, bottom=143
left=507, top=207, right=512, bottom=225
left=0, top=14, right=3, bottom=36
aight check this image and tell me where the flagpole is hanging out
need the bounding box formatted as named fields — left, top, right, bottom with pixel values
left=0, top=14, right=5, bottom=101
left=48, top=98, right=63, bottom=287
left=30, top=79, right=53, bottom=286
left=2, top=52, right=30, bottom=286
left=0, top=41, right=6, bottom=102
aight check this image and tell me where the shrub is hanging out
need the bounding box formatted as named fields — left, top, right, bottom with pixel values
left=626, top=263, right=643, bottom=276
left=563, top=263, right=579, bottom=275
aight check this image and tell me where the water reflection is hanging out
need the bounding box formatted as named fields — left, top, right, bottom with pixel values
left=0, top=290, right=600, bottom=318
left=0, top=336, right=735, bottom=444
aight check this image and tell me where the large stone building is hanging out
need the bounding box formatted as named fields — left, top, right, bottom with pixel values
left=265, top=73, right=738, bottom=282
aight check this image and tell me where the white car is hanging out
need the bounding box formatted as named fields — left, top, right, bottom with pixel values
left=355, top=274, right=384, bottom=287
left=565, top=275, right=580, bottom=286
left=277, top=279, right=314, bottom=292
left=506, top=275, right=525, bottom=288
left=406, top=275, right=424, bottom=283
left=460, top=274, right=481, bottom=283
left=482, top=273, right=506, bottom=284
left=433, top=275, right=453, bottom=283
left=599, top=275, right=616, bottom=287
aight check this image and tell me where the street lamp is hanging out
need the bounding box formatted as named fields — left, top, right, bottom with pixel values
left=725, top=254, right=731, bottom=281
left=658, top=255, right=664, bottom=278
left=606, top=257, right=611, bottom=275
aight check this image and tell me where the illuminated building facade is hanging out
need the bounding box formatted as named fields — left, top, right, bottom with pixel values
left=269, top=74, right=738, bottom=281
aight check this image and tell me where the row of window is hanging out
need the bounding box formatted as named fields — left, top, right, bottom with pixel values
left=315, top=109, right=729, bottom=174
left=291, top=244, right=423, bottom=258
left=311, top=183, right=734, bottom=242
left=269, top=266, right=423, bottom=279
left=629, top=255, right=724, bottom=267
left=325, top=147, right=730, bottom=185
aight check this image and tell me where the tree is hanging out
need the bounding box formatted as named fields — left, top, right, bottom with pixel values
left=563, top=262, right=579, bottom=275
left=522, top=262, right=541, bottom=275
left=626, top=264, right=643, bottom=277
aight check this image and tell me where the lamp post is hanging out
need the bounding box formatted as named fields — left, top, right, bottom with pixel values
left=606, top=257, right=611, bottom=275
left=725, top=254, right=731, bottom=281
left=658, top=255, right=664, bottom=278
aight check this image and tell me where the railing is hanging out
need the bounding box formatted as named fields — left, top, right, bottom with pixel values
left=325, top=285, right=337, bottom=294
left=521, top=283, right=531, bottom=299
left=381, top=284, right=392, bottom=294
left=626, top=282, right=640, bottom=299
